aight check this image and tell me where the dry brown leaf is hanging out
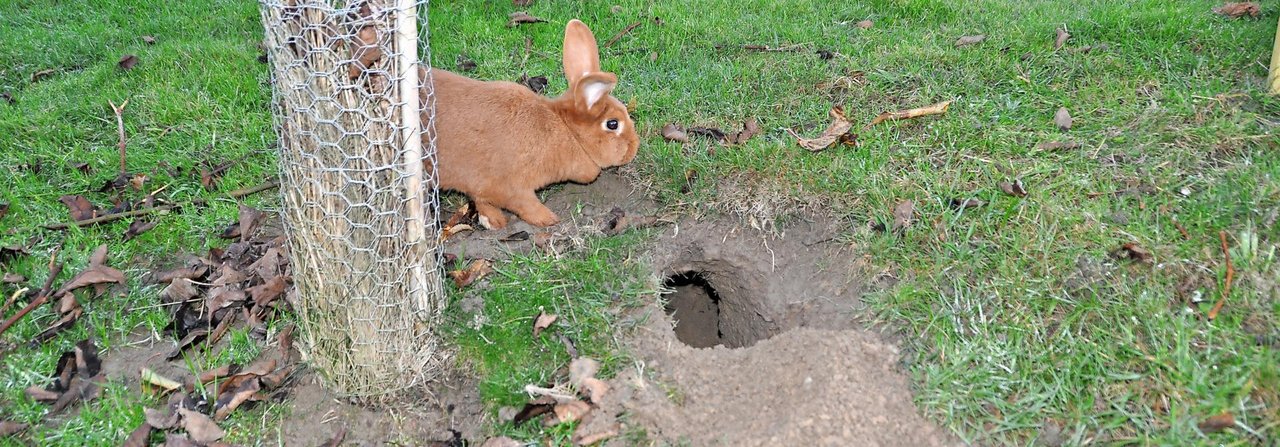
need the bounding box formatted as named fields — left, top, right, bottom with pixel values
left=124, top=219, right=157, bottom=241
left=480, top=436, right=523, bottom=447
left=177, top=407, right=225, bottom=444
left=0, top=421, right=28, bottom=437
left=950, top=198, right=985, bottom=210
left=1053, top=27, right=1070, bottom=50
left=213, top=375, right=260, bottom=420
left=661, top=123, right=689, bottom=143
left=163, top=433, right=200, bottom=447
left=206, top=285, right=246, bottom=313
left=56, top=245, right=125, bottom=296
left=1213, top=2, right=1260, bottom=18
left=1034, top=141, right=1081, bottom=151
left=0, top=203, right=9, bottom=221
left=533, top=310, right=558, bottom=337
left=1111, top=242, right=1154, bottom=264
left=449, top=259, right=493, bottom=288
left=728, top=118, right=761, bottom=144
left=1054, top=107, right=1072, bottom=131
left=197, top=365, right=235, bottom=387
left=237, top=205, right=264, bottom=242
left=892, top=200, right=915, bottom=233
left=955, top=35, right=986, bottom=47
left=868, top=101, right=952, bottom=127
left=546, top=400, right=592, bottom=426
left=118, top=54, right=139, bottom=70
left=1198, top=412, right=1235, bottom=432
left=141, top=35, right=157, bottom=45
left=441, top=223, right=474, bottom=241
left=161, top=278, right=199, bottom=303
left=25, top=386, right=60, bottom=401
left=519, top=74, right=549, bottom=94
left=855, top=20, right=873, bottom=29
left=786, top=106, right=857, bottom=152
left=59, top=195, right=100, bottom=222
left=998, top=180, right=1028, bottom=198
left=122, top=422, right=152, bottom=447
left=508, top=11, right=547, bottom=27
left=141, top=367, right=183, bottom=394
left=500, top=231, right=530, bottom=242
left=248, top=275, right=290, bottom=308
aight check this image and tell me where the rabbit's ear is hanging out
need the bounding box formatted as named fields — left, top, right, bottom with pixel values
left=573, top=72, right=617, bottom=111
left=562, top=19, right=601, bottom=86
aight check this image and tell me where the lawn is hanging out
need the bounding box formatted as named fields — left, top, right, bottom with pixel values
left=2, top=0, right=1278, bottom=446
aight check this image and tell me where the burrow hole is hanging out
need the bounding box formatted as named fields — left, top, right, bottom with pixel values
left=662, top=271, right=726, bottom=348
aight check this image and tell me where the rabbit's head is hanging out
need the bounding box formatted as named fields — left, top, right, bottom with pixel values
left=553, top=19, right=639, bottom=175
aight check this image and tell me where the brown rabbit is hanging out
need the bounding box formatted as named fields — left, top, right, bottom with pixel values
left=424, top=19, right=639, bottom=230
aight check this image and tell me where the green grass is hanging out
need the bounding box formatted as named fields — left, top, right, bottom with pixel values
left=3, top=0, right=1279, bottom=445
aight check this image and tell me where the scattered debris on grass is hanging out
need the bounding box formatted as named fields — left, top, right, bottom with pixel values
left=518, top=74, right=548, bottom=94
left=26, top=340, right=104, bottom=415
left=59, top=195, right=101, bottom=222
left=449, top=259, right=493, bottom=288
left=855, top=20, right=873, bottom=29
left=867, top=100, right=952, bottom=128
left=456, top=54, right=477, bottom=72
left=1054, top=107, right=1073, bottom=131
left=1208, top=230, right=1234, bottom=320
left=741, top=43, right=808, bottom=53
left=785, top=106, right=856, bottom=152
left=117, top=55, right=139, bottom=70
left=0, top=203, right=8, bottom=221
left=955, top=35, right=986, bottom=47
left=892, top=200, right=915, bottom=233
left=1110, top=242, right=1154, bottom=264
left=998, top=180, right=1028, bottom=197
left=1212, top=2, right=1260, bottom=18
left=949, top=198, right=985, bottom=210
left=605, top=21, right=642, bottom=48
left=728, top=118, right=761, bottom=145
left=681, top=169, right=698, bottom=194
left=533, top=309, right=557, bottom=337
left=124, top=219, right=158, bottom=241
left=141, top=35, right=157, bottom=45
left=507, top=11, right=546, bottom=27
left=1198, top=412, right=1235, bottom=432
left=1034, top=141, right=1081, bottom=152
left=1053, top=27, right=1070, bottom=50
left=661, top=123, right=689, bottom=143
left=816, top=49, right=835, bottom=60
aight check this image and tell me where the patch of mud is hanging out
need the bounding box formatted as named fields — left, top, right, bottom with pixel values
left=446, top=171, right=959, bottom=446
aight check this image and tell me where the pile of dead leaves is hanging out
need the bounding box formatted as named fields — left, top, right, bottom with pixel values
left=489, top=357, right=616, bottom=446
left=153, top=205, right=291, bottom=362
left=0, top=243, right=126, bottom=346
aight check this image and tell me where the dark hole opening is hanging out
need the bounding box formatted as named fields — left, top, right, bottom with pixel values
left=662, top=271, right=723, bottom=348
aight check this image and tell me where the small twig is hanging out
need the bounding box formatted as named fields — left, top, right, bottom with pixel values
left=44, top=180, right=279, bottom=230
left=604, top=21, right=642, bottom=48
left=110, top=99, right=130, bottom=176
left=0, top=287, right=30, bottom=318
left=1172, top=217, right=1190, bottom=240
left=1208, top=231, right=1234, bottom=320
left=0, top=249, right=63, bottom=337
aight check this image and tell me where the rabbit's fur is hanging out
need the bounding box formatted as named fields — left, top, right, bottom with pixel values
left=425, top=19, right=639, bottom=229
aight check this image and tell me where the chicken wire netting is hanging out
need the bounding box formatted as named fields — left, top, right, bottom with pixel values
left=257, top=0, right=445, bottom=400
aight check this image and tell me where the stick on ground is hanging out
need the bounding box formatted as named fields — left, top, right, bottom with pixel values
left=0, top=249, right=63, bottom=337
left=605, top=21, right=642, bottom=48
left=43, top=181, right=279, bottom=230
left=110, top=99, right=130, bottom=176
left=1207, top=230, right=1234, bottom=320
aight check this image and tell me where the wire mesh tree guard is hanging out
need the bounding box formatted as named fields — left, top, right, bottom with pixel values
left=257, top=0, right=445, bottom=400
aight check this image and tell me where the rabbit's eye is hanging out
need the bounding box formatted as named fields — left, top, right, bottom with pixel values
left=605, top=119, right=620, bottom=131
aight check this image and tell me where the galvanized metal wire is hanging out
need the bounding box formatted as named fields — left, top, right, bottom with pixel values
left=257, top=0, right=444, bottom=400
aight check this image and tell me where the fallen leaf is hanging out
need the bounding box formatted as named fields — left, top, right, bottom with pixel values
left=481, top=436, right=522, bottom=447
left=456, top=54, right=477, bottom=72
left=785, top=106, right=857, bottom=152
left=177, top=407, right=225, bottom=444
left=449, top=259, right=493, bottom=288
left=661, top=123, right=689, bottom=143
left=648, top=51, right=658, bottom=61
left=118, top=54, right=139, bottom=70
left=277, top=324, right=295, bottom=360
left=123, top=422, right=152, bottom=447
left=213, top=374, right=260, bottom=420
left=519, top=74, right=549, bottom=94
left=1034, top=141, right=1080, bottom=151
left=816, top=49, right=835, bottom=60
left=441, top=224, right=474, bottom=241
left=533, top=310, right=558, bottom=337
left=513, top=396, right=557, bottom=426
left=892, top=200, right=914, bottom=233
left=1, top=245, right=29, bottom=265
left=728, top=118, right=761, bottom=145
left=145, top=406, right=180, bottom=430
left=507, top=11, right=547, bottom=27
left=500, top=231, right=530, bottom=242
left=49, top=373, right=102, bottom=415
left=1110, top=242, right=1154, bottom=264
left=1198, top=412, right=1235, bottom=432
left=1053, top=27, right=1070, bottom=50
left=141, top=35, right=157, bottom=45
left=141, top=367, right=183, bottom=394
left=199, top=160, right=234, bottom=191
left=129, top=173, right=148, bottom=190
left=26, top=385, right=60, bottom=401
left=319, top=427, right=348, bottom=447
left=1213, top=2, right=1260, bottom=18
left=546, top=400, right=591, bottom=426
left=237, top=205, right=265, bottom=242
left=124, top=220, right=158, bottom=241
left=1054, top=107, right=1072, bottom=131
left=59, top=195, right=100, bottom=222
left=688, top=126, right=727, bottom=145
left=248, top=275, right=290, bottom=308
left=56, top=245, right=125, bottom=296
left=207, top=285, right=246, bottom=313
left=955, top=34, right=986, bottom=47
left=868, top=101, right=952, bottom=127
left=166, top=328, right=209, bottom=361
left=855, top=20, right=873, bottom=29
left=31, top=68, right=55, bottom=82
left=950, top=198, right=985, bottom=210
left=0, top=421, right=28, bottom=437
left=160, top=278, right=199, bottom=303
left=196, top=365, right=235, bottom=388
left=998, top=180, right=1028, bottom=197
